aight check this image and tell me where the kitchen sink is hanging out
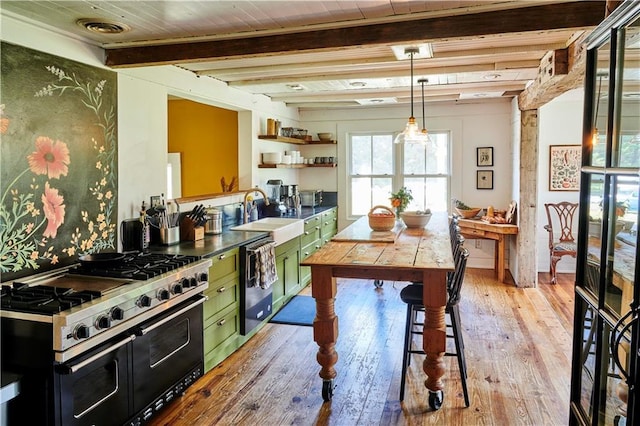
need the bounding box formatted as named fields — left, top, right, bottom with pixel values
left=230, top=217, right=304, bottom=246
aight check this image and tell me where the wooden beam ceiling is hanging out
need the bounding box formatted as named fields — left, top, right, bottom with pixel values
left=105, top=2, right=605, bottom=68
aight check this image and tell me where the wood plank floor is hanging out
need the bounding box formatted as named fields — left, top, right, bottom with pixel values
left=150, top=270, right=576, bottom=426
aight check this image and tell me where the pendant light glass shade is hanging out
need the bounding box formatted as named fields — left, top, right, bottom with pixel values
left=394, top=47, right=425, bottom=144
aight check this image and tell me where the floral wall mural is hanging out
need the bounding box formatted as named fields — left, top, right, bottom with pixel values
left=0, top=42, right=118, bottom=281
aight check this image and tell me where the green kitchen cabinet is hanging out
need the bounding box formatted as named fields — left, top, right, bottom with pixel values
left=271, top=237, right=302, bottom=311
left=300, top=214, right=322, bottom=285
left=320, top=207, right=338, bottom=244
left=203, top=247, right=241, bottom=372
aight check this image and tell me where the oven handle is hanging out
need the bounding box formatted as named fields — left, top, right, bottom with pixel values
left=135, top=295, right=206, bottom=336
left=58, top=334, right=136, bottom=375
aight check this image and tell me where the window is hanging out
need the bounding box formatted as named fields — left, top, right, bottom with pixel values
left=348, top=132, right=450, bottom=216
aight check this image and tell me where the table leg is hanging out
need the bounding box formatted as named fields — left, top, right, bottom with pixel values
left=311, top=267, right=338, bottom=400
left=497, top=235, right=505, bottom=282
left=421, top=270, right=448, bottom=405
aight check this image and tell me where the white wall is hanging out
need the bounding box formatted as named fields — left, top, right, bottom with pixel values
left=537, top=89, right=584, bottom=273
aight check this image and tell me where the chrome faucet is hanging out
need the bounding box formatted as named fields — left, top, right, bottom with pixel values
left=243, top=188, right=270, bottom=223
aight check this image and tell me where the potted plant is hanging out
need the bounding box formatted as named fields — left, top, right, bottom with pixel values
left=390, top=187, right=413, bottom=218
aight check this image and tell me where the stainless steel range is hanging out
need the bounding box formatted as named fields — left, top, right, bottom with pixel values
left=1, top=252, right=212, bottom=426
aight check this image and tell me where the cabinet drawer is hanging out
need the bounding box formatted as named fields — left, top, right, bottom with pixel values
left=203, top=304, right=239, bottom=354
left=204, top=276, right=239, bottom=323
left=301, top=240, right=321, bottom=259
left=300, top=228, right=320, bottom=248
left=209, top=248, right=239, bottom=282
left=304, top=215, right=322, bottom=232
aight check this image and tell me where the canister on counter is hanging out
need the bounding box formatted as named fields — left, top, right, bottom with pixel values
left=205, top=207, right=223, bottom=234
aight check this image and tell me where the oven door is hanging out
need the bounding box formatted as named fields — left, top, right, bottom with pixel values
left=130, top=295, right=205, bottom=420
left=54, top=334, right=134, bottom=426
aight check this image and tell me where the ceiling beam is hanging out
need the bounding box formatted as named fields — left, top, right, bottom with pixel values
left=194, top=43, right=567, bottom=76
left=518, top=33, right=589, bottom=110
left=225, top=62, right=538, bottom=87
left=105, top=2, right=605, bottom=68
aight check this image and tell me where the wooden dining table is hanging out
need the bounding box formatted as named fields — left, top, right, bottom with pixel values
left=300, top=212, right=454, bottom=408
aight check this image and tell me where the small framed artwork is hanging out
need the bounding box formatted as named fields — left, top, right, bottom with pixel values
left=477, top=147, right=494, bottom=167
left=477, top=170, right=494, bottom=190
left=549, top=145, right=581, bottom=191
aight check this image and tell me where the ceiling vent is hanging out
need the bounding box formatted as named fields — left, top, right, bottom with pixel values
left=76, top=18, right=130, bottom=34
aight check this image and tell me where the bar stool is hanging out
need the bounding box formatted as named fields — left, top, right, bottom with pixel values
left=399, top=247, right=470, bottom=407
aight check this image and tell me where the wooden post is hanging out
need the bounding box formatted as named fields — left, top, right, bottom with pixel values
left=517, top=109, right=539, bottom=288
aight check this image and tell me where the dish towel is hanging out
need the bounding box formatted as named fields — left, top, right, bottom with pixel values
left=255, top=241, right=278, bottom=289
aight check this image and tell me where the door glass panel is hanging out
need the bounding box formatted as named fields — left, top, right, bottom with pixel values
left=598, top=322, right=631, bottom=425
left=606, top=176, right=637, bottom=317
left=590, top=40, right=611, bottom=167
left=587, top=174, right=605, bottom=291
left=577, top=300, right=598, bottom=423
left=614, top=21, right=640, bottom=168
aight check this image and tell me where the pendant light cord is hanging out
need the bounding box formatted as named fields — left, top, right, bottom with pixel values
left=410, top=51, right=414, bottom=117
left=421, top=79, right=425, bottom=125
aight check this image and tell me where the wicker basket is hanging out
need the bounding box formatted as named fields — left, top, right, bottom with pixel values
left=455, top=207, right=481, bottom=219
left=368, top=205, right=396, bottom=231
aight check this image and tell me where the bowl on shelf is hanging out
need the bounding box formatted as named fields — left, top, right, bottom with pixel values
left=455, top=207, right=482, bottom=219
left=317, top=132, right=333, bottom=142
left=262, top=152, right=281, bottom=164
left=400, top=211, right=432, bottom=228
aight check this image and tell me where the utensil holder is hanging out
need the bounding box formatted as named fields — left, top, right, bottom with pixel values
left=159, top=226, right=180, bottom=245
left=180, top=217, right=205, bottom=241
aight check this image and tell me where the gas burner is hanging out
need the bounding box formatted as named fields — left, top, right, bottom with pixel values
left=69, top=252, right=200, bottom=279
left=1, top=283, right=101, bottom=314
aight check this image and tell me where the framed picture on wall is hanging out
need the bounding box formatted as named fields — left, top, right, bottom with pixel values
left=476, top=147, right=493, bottom=167
left=477, top=170, right=494, bottom=190
left=549, top=145, right=581, bottom=191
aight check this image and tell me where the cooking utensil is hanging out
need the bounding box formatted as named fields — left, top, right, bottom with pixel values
left=78, top=253, right=126, bottom=266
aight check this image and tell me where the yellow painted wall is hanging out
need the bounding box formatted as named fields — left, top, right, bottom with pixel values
left=168, top=99, right=238, bottom=197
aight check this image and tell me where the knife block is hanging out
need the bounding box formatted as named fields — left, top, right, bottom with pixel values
left=180, top=217, right=205, bottom=241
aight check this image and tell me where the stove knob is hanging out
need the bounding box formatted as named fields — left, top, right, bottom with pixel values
left=189, top=277, right=198, bottom=287
left=74, top=324, right=90, bottom=340
left=180, top=277, right=190, bottom=288
left=172, top=283, right=183, bottom=294
left=96, top=315, right=111, bottom=330
left=198, top=272, right=209, bottom=283
left=137, top=295, right=152, bottom=308
left=158, top=289, right=170, bottom=301
left=111, top=307, right=125, bottom=321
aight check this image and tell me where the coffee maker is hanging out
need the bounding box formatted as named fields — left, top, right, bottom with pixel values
left=282, top=184, right=301, bottom=215
left=265, top=179, right=287, bottom=216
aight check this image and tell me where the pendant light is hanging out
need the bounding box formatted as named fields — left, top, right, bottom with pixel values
left=394, top=47, right=423, bottom=144
left=418, top=78, right=430, bottom=143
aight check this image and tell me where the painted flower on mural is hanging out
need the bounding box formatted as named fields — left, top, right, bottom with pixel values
left=42, top=182, right=66, bottom=238
left=28, top=136, right=70, bottom=179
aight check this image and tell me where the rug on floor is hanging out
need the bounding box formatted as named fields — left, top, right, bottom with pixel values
left=269, top=295, right=315, bottom=326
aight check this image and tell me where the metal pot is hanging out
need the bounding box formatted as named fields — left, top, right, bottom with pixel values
left=205, top=208, right=223, bottom=235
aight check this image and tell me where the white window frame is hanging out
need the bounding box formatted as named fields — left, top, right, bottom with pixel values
left=346, top=131, right=451, bottom=218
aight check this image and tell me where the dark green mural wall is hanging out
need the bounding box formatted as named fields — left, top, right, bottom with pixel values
left=0, top=42, right=118, bottom=281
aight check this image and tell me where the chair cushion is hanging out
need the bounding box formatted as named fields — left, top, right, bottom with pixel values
left=553, top=242, right=577, bottom=252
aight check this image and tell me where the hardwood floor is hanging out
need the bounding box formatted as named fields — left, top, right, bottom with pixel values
left=150, top=270, right=576, bottom=426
